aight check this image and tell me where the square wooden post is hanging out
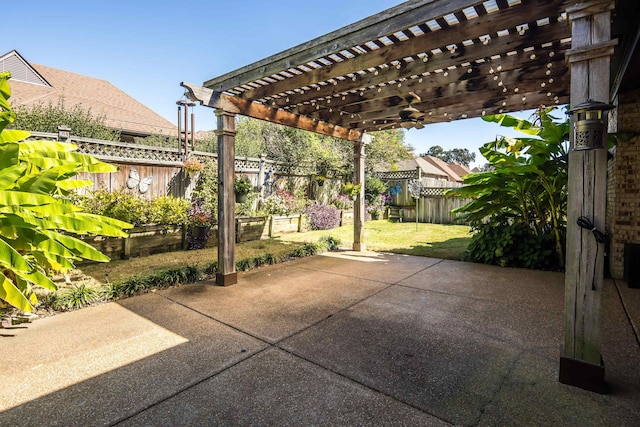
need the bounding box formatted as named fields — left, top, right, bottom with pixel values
left=215, top=109, right=238, bottom=286
left=560, top=0, right=616, bottom=393
left=353, top=135, right=370, bottom=251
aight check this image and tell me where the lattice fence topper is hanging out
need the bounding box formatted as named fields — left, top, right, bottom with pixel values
left=371, top=170, right=419, bottom=180
left=421, top=187, right=447, bottom=197
left=24, top=132, right=321, bottom=174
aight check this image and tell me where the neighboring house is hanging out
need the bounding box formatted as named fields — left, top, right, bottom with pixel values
left=422, top=155, right=463, bottom=182
left=447, top=162, right=473, bottom=179
left=394, top=156, right=449, bottom=181
left=1, top=50, right=176, bottom=142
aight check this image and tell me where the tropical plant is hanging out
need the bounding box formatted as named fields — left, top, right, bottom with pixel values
left=0, top=72, right=132, bottom=312
left=447, top=107, right=568, bottom=269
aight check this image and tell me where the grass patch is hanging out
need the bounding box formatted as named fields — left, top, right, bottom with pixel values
left=282, top=220, right=471, bottom=260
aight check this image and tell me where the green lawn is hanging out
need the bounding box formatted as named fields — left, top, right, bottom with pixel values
left=281, top=220, right=472, bottom=260
left=77, top=220, right=471, bottom=286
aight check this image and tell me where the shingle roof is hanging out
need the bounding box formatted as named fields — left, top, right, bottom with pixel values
left=395, top=156, right=448, bottom=179
left=447, top=162, right=472, bottom=179
left=6, top=51, right=176, bottom=136
left=422, top=156, right=463, bottom=182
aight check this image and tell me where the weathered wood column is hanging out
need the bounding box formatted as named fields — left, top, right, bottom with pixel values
left=353, top=140, right=366, bottom=252
left=216, top=109, right=238, bottom=286
left=560, top=0, right=616, bottom=393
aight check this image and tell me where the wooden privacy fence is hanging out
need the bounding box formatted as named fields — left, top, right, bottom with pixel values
left=27, top=131, right=318, bottom=199
left=373, top=170, right=469, bottom=225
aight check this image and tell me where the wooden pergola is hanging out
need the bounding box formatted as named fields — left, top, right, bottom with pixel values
left=182, top=0, right=639, bottom=393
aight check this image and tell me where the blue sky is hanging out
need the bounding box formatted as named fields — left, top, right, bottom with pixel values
left=7, top=0, right=542, bottom=168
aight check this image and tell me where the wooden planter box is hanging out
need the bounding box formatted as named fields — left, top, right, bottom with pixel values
left=83, top=225, right=185, bottom=260
left=340, top=210, right=354, bottom=227
left=269, top=215, right=303, bottom=236
left=236, top=216, right=269, bottom=243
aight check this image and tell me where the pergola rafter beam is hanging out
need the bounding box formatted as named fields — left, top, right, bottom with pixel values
left=269, top=19, right=570, bottom=114
left=242, top=0, right=566, bottom=102
left=181, top=82, right=364, bottom=142
left=204, top=0, right=494, bottom=92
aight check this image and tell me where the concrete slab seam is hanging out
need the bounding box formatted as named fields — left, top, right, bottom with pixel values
left=472, top=348, right=528, bottom=426
left=273, top=344, right=455, bottom=426
left=612, top=278, right=640, bottom=348
left=109, top=346, right=272, bottom=426
left=121, top=286, right=450, bottom=425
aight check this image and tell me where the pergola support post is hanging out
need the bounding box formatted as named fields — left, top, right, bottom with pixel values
left=560, top=0, right=615, bottom=393
left=352, top=135, right=370, bottom=251
left=215, top=109, right=238, bottom=286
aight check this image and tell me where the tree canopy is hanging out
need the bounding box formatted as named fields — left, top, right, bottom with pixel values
left=234, top=117, right=413, bottom=177
left=420, top=145, right=476, bottom=167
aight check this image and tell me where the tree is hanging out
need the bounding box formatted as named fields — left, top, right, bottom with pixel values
left=420, top=145, right=476, bottom=167
left=0, top=72, right=132, bottom=312
left=10, top=99, right=121, bottom=141
left=234, top=118, right=412, bottom=178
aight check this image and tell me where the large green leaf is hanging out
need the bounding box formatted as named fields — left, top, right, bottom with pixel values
left=0, top=190, right=57, bottom=207
left=0, top=129, right=30, bottom=143
left=0, top=142, right=19, bottom=169
left=0, top=163, right=26, bottom=190
left=0, top=272, right=33, bottom=313
left=482, top=113, right=541, bottom=136
left=39, top=230, right=110, bottom=262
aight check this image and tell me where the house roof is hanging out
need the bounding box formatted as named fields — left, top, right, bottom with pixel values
left=3, top=50, right=176, bottom=136
left=448, top=162, right=473, bottom=178
left=395, top=156, right=449, bottom=179
left=423, top=155, right=463, bottom=182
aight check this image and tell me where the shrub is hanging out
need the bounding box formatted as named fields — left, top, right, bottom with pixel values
left=365, top=177, right=387, bottom=203
left=304, top=203, right=341, bottom=230
left=466, top=222, right=561, bottom=271
left=290, top=242, right=321, bottom=257
left=259, top=189, right=302, bottom=216
left=319, top=235, right=341, bottom=251
left=73, top=188, right=189, bottom=228
left=54, top=285, right=100, bottom=311
left=330, top=194, right=353, bottom=210
left=11, top=100, right=121, bottom=141
left=149, top=196, right=190, bottom=227
left=191, top=161, right=218, bottom=223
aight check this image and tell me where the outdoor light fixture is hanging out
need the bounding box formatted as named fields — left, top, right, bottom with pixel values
left=567, top=99, right=614, bottom=151
left=57, top=125, right=70, bottom=141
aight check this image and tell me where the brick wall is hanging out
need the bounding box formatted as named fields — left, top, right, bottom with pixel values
left=609, top=88, right=640, bottom=279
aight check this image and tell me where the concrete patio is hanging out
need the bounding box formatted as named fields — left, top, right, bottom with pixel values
left=1, top=252, right=639, bottom=426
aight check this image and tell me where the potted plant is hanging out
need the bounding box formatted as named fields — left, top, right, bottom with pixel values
left=342, top=182, right=362, bottom=201
left=234, top=174, right=252, bottom=203
left=367, top=194, right=388, bottom=220
left=187, top=202, right=212, bottom=249
left=182, top=158, right=205, bottom=178
left=316, top=175, right=326, bottom=187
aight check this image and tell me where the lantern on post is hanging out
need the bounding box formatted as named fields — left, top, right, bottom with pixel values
left=567, top=100, right=614, bottom=151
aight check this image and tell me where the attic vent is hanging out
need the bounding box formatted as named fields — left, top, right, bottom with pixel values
left=0, top=54, right=49, bottom=86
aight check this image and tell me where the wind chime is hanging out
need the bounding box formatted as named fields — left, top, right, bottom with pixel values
left=176, top=99, right=196, bottom=159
